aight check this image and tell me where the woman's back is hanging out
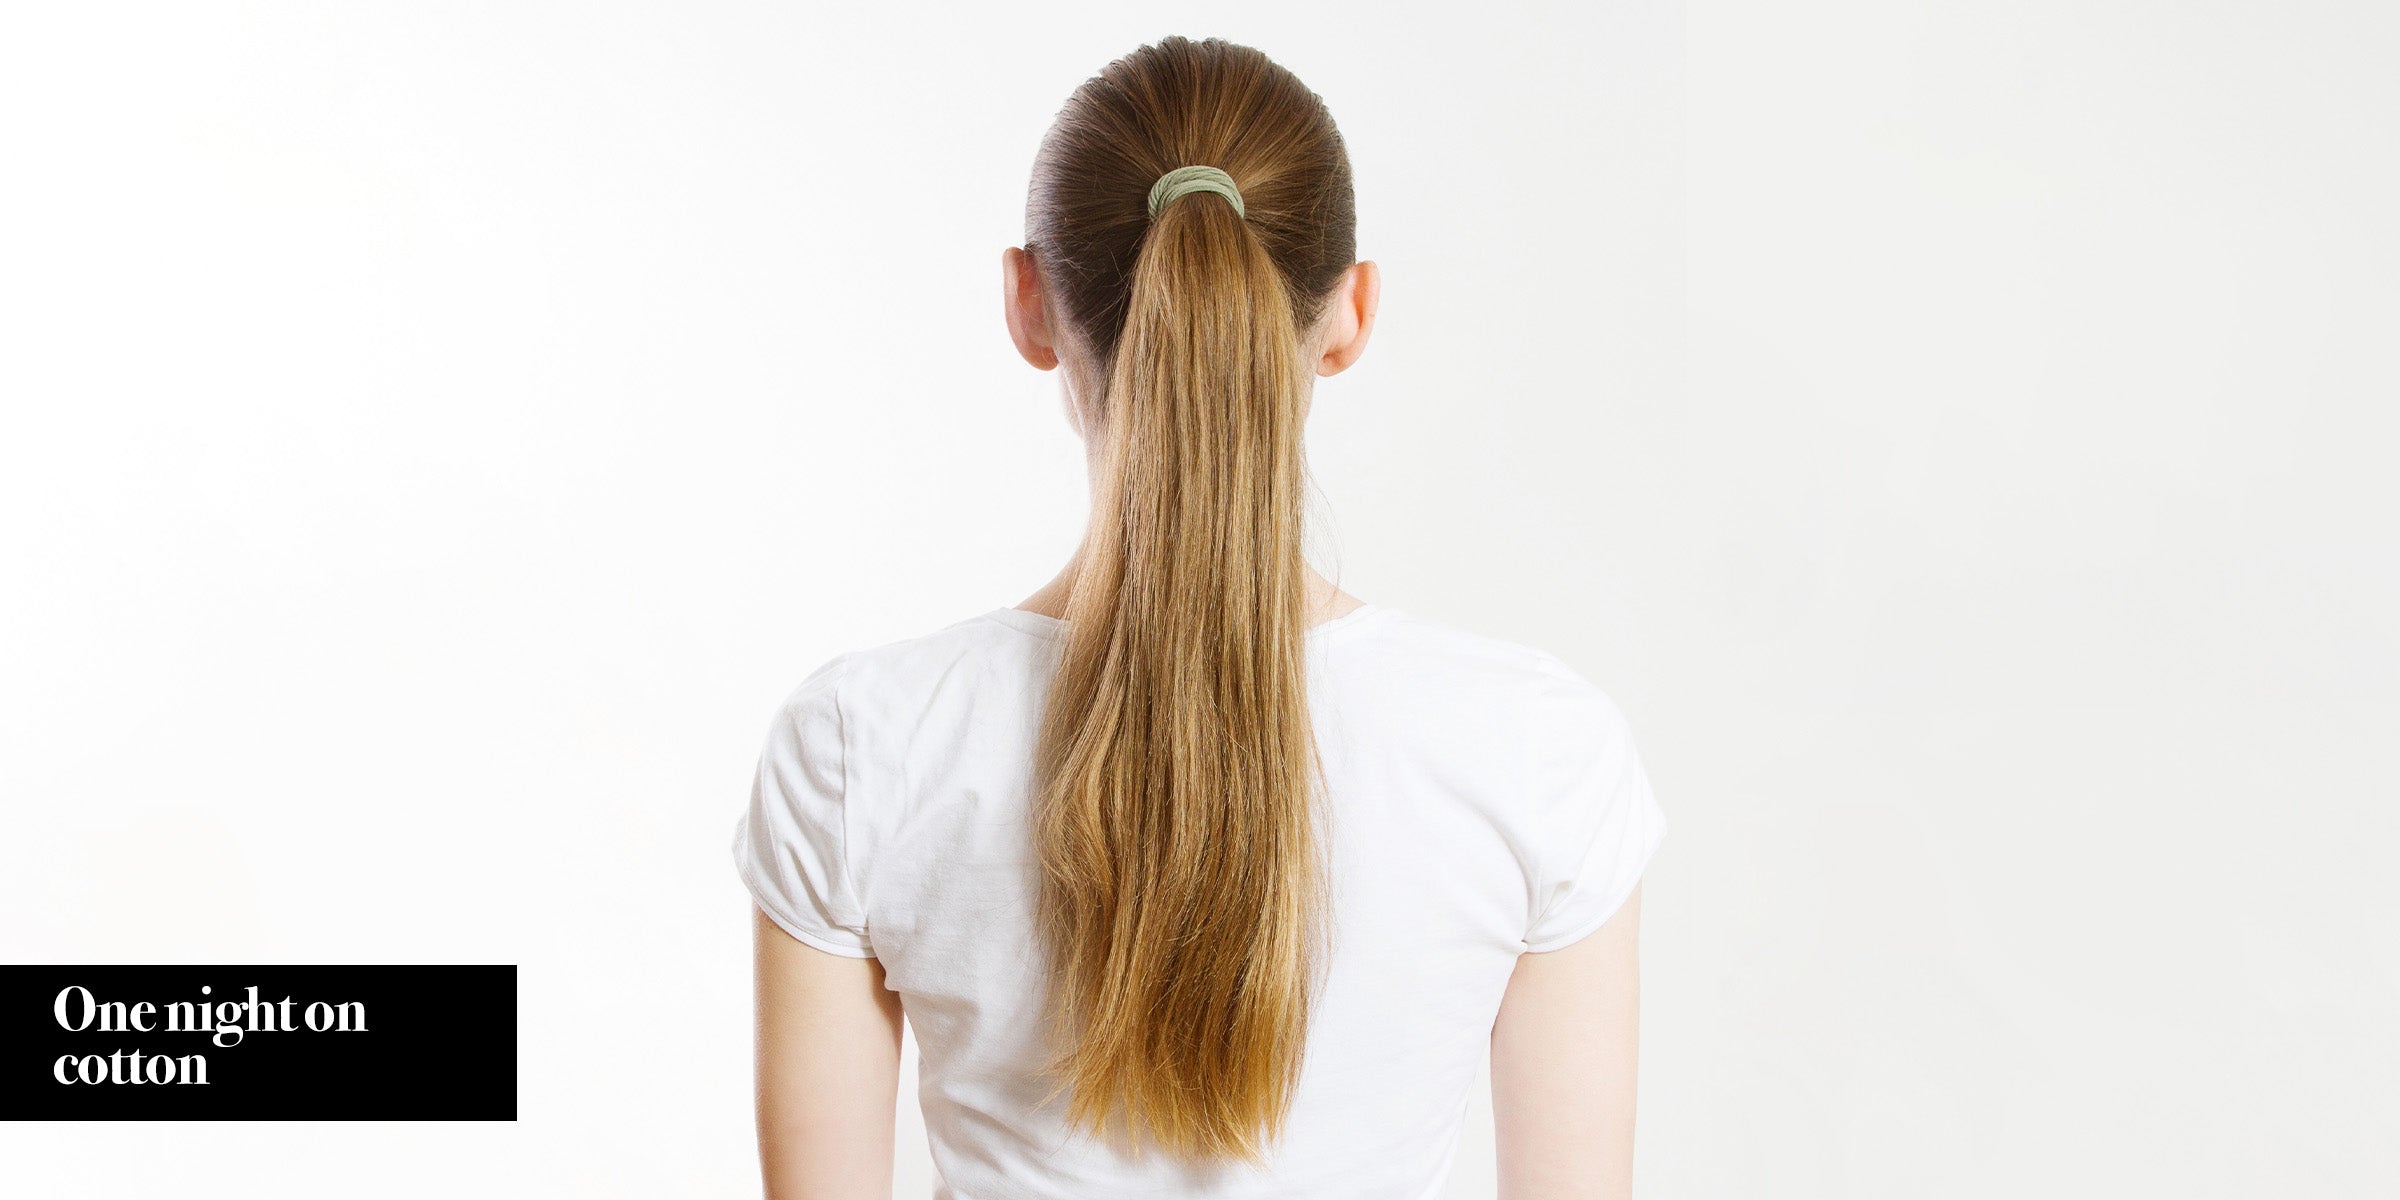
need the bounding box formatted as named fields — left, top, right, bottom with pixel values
left=735, top=603, right=1664, bottom=1198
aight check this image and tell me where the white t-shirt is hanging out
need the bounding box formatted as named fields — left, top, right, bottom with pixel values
left=732, top=603, right=1666, bottom=1200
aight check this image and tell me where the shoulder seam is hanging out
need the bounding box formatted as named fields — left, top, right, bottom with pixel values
left=823, top=653, right=868, bottom=939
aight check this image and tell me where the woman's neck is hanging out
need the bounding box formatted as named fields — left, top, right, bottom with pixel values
left=1016, top=554, right=1365, bottom=628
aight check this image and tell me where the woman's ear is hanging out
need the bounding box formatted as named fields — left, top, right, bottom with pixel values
left=1002, top=247, right=1061, bottom=371
left=1315, top=259, right=1381, bottom=378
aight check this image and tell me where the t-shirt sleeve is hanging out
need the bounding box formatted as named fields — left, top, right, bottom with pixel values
left=730, top=653, right=875, bottom=957
left=1521, top=661, right=1668, bottom=953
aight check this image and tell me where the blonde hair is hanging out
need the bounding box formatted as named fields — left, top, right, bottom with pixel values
left=1022, top=36, right=1358, bottom=1162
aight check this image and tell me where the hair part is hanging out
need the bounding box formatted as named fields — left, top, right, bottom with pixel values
left=1023, top=35, right=1357, bottom=1162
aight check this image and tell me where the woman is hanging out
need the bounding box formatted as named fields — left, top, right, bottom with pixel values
left=733, top=35, right=1665, bottom=1200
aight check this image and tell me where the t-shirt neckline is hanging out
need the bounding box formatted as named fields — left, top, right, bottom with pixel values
left=981, top=602, right=1390, bottom=642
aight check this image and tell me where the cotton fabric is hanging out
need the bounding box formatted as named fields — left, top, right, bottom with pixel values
left=733, top=603, right=1665, bottom=1199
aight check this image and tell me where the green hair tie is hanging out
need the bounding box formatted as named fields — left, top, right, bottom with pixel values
left=1146, top=165, right=1246, bottom=220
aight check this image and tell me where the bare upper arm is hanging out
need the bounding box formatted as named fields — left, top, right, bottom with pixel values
left=1490, top=884, right=1645, bottom=1200
left=752, top=905, right=905, bottom=1200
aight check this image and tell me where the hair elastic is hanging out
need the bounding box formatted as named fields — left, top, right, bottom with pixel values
left=1146, top=165, right=1245, bottom=219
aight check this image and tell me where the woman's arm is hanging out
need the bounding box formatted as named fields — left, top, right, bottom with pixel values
left=752, top=905, right=905, bottom=1199
left=1490, top=884, right=1645, bottom=1200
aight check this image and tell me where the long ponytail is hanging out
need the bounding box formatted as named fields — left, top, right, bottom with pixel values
left=1022, top=37, right=1358, bottom=1162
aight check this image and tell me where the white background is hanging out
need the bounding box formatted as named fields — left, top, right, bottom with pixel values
left=3, top=2, right=2393, bottom=1197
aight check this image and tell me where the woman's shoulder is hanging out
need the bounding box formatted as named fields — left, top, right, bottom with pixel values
left=1329, top=604, right=1628, bottom=710
left=763, top=608, right=1057, bottom=728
